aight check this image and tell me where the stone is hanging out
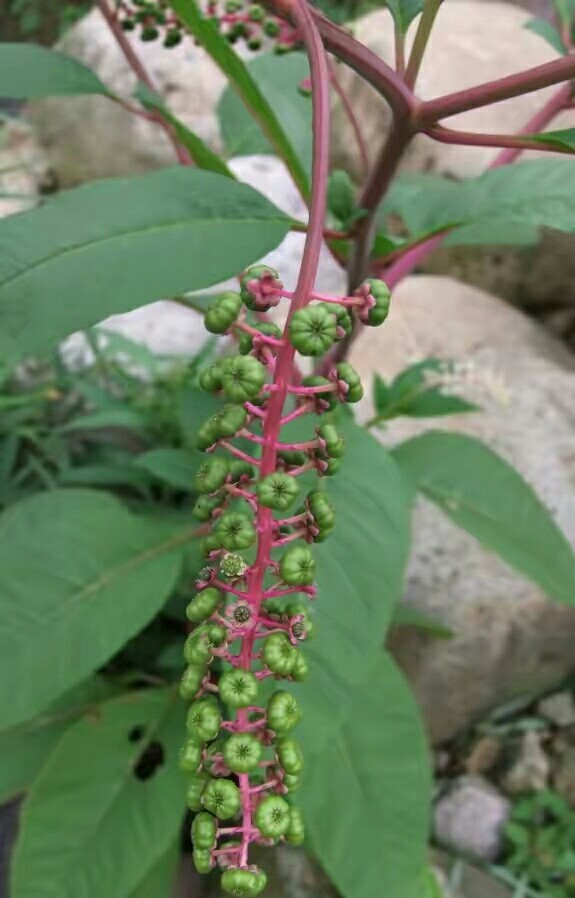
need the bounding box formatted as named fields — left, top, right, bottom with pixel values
left=464, top=736, right=502, bottom=776
left=552, top=746, right=575, bottom=808
left=349, top=275, right=575, bottom=743
left=0, top=118, right=48, bottom=220
left=433, top=776, right=510, bottom=862
left=538, top=691, right=575, bottom=728
left=502, top=731, right=550, bottom=794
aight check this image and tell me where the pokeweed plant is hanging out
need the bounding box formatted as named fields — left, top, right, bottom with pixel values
left=2, top=1, right=575, bottom=897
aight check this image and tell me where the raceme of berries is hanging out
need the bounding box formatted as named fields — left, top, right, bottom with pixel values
left=178, top=263, right=391, bottom=895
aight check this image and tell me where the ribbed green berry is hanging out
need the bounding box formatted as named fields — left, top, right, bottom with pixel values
left=279, top=545, right=315, bottom=586
left=219, top=668, right=259, bottom=707
left=239, top=321, right=282, bottom=354
left=240, top=265, right=280, bottom=312
left=199, top=363, right=224, bottom=393
left=179, top=737, right=203, bottom=772
left=223, top=732, right=263, bottom=773
left=228, top=459, right=255, bottom=482
left=361, top=279, right=391, bottom=326
left=283, top=772, right=302, bottom=792
left=278, top=449, right=307, bottom=467
left=200, top=532, right=222, bottom=557
left=193, top=848, right=214, bottom=874
left=335, top=362, right=363, bottom=403
left=318, top=302, right=353, bottom=339
left=187, top=699, right=222, bottom=742
left=262, top=632, right=297, bottom=676
left=186, top=772, right=210, bottom=811
left=222, top=867, right=267, bottom=897
left=202, top=777, right=241, bottom=819
left=301, top=376, right=337, bottom=411
left=254, top=794, right=291, bottom=838
left=208, top=622, right=227, bottom=646
left=319, top=456, right=341, bottom=477
left=277, top=737, right=304, bottom=774
left=220, top=552, right=248, bottom=580
left=286, top=806, right=305, bottom=845
left=289, top=305, right=337, bottom=356
left=205, top=292, right=242, bottom=334
left=264, top=18, right=280, bottom=35
left=215, top=512, right=256, bottom=550
left=191, top=811, right=217, bottom=850
left=185, top=587, right=223, bottom=623
left=213, top=404, right=248, bottom=439
left=196, top=457, right=229, bottom=494
left=180, top=664, right=205, bottom=700
left=192, top=493, right=223, bottom=522
left=306, top=490, right=335, bottom=542
left=196, top=418, right=219, bottom=451
left=184, top=627, right=213, bottom=665
left=267, top=690, right=301, bottom=733
left=287, top=601, right=314, bottom=640
left=248, top=3, right=264, bottom=19
left=221, top=355, right=266, bottom=402
left=316, top=423, right=345, bottom=458
left=291, top=652, right=309, bottom=682
left=256, top=472, right=299, bottom=511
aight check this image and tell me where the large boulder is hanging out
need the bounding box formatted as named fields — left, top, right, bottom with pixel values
left=349, top=274, right=575, bottom=743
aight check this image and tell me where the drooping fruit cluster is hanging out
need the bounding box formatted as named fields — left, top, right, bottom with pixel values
left=179, top=266, right=391, bottom=895
left=115, top=0, right=299, bottom=52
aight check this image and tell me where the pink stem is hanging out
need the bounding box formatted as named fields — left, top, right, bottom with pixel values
left=219, top=442, right=260, bottom=467
left=491, top=81, right=572, bottom=166
left=425, top=119, right=575, bottom=155
left=280, top=404, right=314, bottom=426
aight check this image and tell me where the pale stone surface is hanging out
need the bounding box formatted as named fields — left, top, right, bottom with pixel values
left=502, top=731, right=550, bottom=794
left=434, top=777, right=511, bottom=862
left=350, top=275, right=575, bottom=743
left=538, top=691, right=575, bottom=727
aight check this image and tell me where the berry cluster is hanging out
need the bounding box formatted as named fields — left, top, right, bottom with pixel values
left=179, top=267, right=390, bottom=895
left=115, top=0, right=299, bottom=52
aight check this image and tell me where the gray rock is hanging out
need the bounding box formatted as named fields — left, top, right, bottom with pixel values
left=434, top=777, right=510, bottom=862
left=538, top=691, right=575, bottom=727
left=350, top=275, right=575, bottom=743
left=502, top=731, right=550, bottom=795
left=552, top=746, right=575, bottom=808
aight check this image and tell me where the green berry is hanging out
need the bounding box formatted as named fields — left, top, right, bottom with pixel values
left=208, top=622, right=227, bottom=646
left=254, top=794, right=291, bottom=838
left=279, top=545, right=315, bottom=586
left=262, top=632, right=297, bottom=676
left=222, top=867, right=267, bottom=897
left=196, top=456, right=229, bottom=494
left=277, top=736, right=304, bottom=774
left=287, top=601, right=314, bottom=639
left=239, top=321, right=282, bottom=355
left=187, top=699, right=222, bottom=742
left=267, top=690, right=301, bottom=733
left=228, top=459, right=255, bottom=482
left=289, top=305, right=337, bottom=356
left=202, top=777, right=241, bottom=819
left=184, top=627, right=213, bottom=665
left=286, top=806, right=305, bottom=845
left=221, top=355, right=266, bottom=403
left=199, top=363, right=224, bottom=393
left=278, top=449, right=307, bottom=467
left=316, top=423, right=345, bottom=458
left=301, top=376, right=337, bottom=412
left=219, top=668, right=259, bottom=707
left=291, top=652, right=309, bottom=682
left=216, top=512, right=256, bottom=550
left=306, top=490, right=335, bottom=542
left=191, top=811, right=217, bottom=850
left=205, top=292, right=242, bottom=335
left=179, top=737, right=204, bottom=772
left=185, top=587, right=223, bottom=623
left=220, top=552, right=248, bottom=580
left=180, top=664, right=205, bottom=700
left=264, top=18, right=280, bottom=35
left=193, top=848, right=214, bottom=874
left=192, top=493, right=223, bottom=522
left=319, top=456, right=341, bottom=477
left=248, top=3, right=264, bottom=20
left=361, top=278, right=391, bottom=326
left=335, top=362, right=363, bottom=403
left=214, top=404, right=248, bottom=439
left=223, top=732, right=263, bottom=773
left=256, top=472, right=299, bottom=511
left=186, top=772, right=210, bottom=811
left=240, top=265, right=280, bottom=312
left=283, top=772, right=302, bottom=792
left=200, top=532, right=223, bottom=558
left=196, top=418, right=219, bottom=451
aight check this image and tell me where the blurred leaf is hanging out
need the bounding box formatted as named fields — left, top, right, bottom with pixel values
left=552, top=0, right=575, bottom=28
left=420, top=868, right=444, bottom=898
left=0, top=489, right=192, bottom=730
left=134, top=448, right=202, bottom=491
left=126, top=839, right=180, bottom=898
left=0, top=676, right=117, bottom=802
left=525, top=18, right=566, bottom=54
left=0, top=168, right=290, bottom=359
left=0, top=43, right=114, bottom=98
left=529, top=128, right=575, bottom=151
left=390, top=605, right=455, bottom=639
left=62, top=408, right=150, bottom=433
left=327, top=170, right=356, bottom=226
left=303, top=653, right=431, bottom=898
left=135, top=83, right=234, bottom=178
left=393, top=431, right=575, bottom=604
left=370, top=359, right=478, bottom=423
left=171, top=0, right=310, bottom=198
left=11, top=689, right=186, bottom=898
left=58, top=464, right=152, bottom=491
left=386, top=0, right=425, bottom=32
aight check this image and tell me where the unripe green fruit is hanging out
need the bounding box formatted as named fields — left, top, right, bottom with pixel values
left=287, top=601, right=314, bottom=640
left=193, top=848, right=214, bottom=874
left=180, top=664, right=205, bottom=700
left=254, top=794, right=291, bottom=838
left=277, top=737, right=304, bottom=774
left=191, top=811, right=217, bottom=850
left=278, top=449, right=307, bottom=467
left=219, top=668, right=259, bottom=707
left=261, top=598, right=283, bottom=617
left=223, top=732, right=263, bottom=773
left=184, top=628, right=212, bottom=665
left=222, top=867, right=267, bottom=897
left=187, top=699, right=222, bottom=742
left=228, top=459, right=255, bottom=482
left=202, top=777, right=241, bottom=819
left=220, top=552, right=248, bottom=581
left=289, top=305, right=337, bottom=356
left=204, top=292, right=242, bottom=334
left=280, top=545, right=315, bottom=586
left=239, top=321, right=282, bottom=354
left=179, top=737, right=204, bottom=772
left=318, top=302, right=352, bottom=338
left=335, top=362, right=363, bottom=403
left=221, top=355, right=266, bottom=403
left=199, top=363, right=224, bottom=393
left=283, top=772, right=302, bottom=792
left=240, top=265, right=280, bottom=312
left=196, top=457, right=229, bottom=494
left=262, top=632, right=297, bottom=676
left=215, top=512, right=256, bottom=550
left=256, top=472, right=299, bottom=511
left=316, top=423, right=345, bottom=458
left=200, top=532, right=222, bottom=557
left=286, top=806, right=306, bottom=845
left=319, top=456, right=341, bottom=477
left=291, top=652, right=309, bottom=682
left=196, top=419, right=219, bottom=451
left=301, top=376, right=337, bottom=411
left=267, top=690, right=301, bottom=733
left=186, top=772, right=210, bottom=811
left=208, top=622, right=227, bottom=646
left=213, top=404, right=248, bottom=439
left=192, top=493, right=223, bottom=522
left=185, top=587, right=223, bottom=623
left=362, top=278, right=391, bottom=326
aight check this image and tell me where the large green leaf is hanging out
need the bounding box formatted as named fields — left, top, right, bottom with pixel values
left=0, top=43, right=114, bottom=98
left=386, top=0, right=425, bottom=32
left=170, top=0, right=310, bottom=199
left=218, top=52, right=312, bottom=176
left=303, top=653, right=432, bottom=898
left=296, top=421, right=411, bottom=747
left=393, top=431, right=575, bottom=604
left=0, top=167, right=290, bottom=358
left=530, top=128, right=575, bottom=152
left=126, top=840, right=180, bottom=898
left=134, top=447, right=202, bottom=491
left=11, top=689, right=186, bottom=898
left=525, top=18, right=566, bottom=55
left=0, top=490, right=193, bottom=731
left=0, top=676, right=117, bottom=802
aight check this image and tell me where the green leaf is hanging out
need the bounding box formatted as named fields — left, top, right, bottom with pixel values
left=327, top=170, right=356, bottom=225
left=529, top=128, right=575, bottom=152
left=420, top=868, right=444, bottom=898
left=303, top=653, right=432, bottom=898
left=62, top=408, right=150, bottom=433
left=386, top=0, right=425, bottom=33
left=552, top=0, right=575, bottom=29
left=297, top=421, right=411, bottom=745
left=126, top=840, right=180, bottom=898
left=0, top=489, right=193, bottom=731
left=58, top=464, right=153, bottom=491
left=393, top=431, right=575, bottom=604
left=390, top=605, right=455, bottom=639
left=0, top=167, right=290, bottom=359
left=0, top=676, right=117, bottom=802
left=370, top=359, right=478, bottom=423
left=0, top=43, right=114, bottom=98
left=11, top=689, right=186, bottom=898
left=134, top=448, right=202, bottom=491
left=135, top=83, right=235, bottom=178
left=218, top=52, right=312, bottom=177
left=525, top=18, right=566, bottom=55
left=170, top=0, right=310, bottom=199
